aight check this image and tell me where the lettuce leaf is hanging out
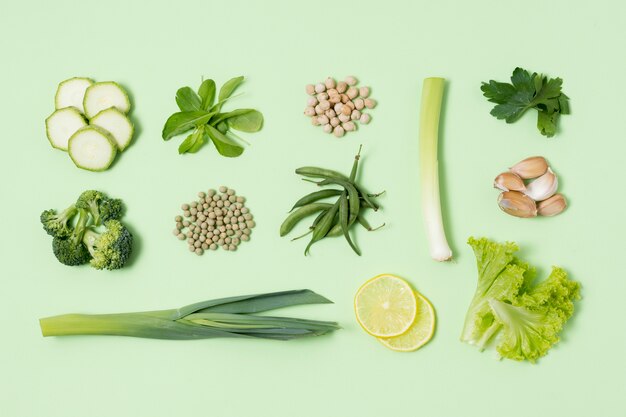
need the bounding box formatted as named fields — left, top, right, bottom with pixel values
left=461, top=237, right=580, bottom=362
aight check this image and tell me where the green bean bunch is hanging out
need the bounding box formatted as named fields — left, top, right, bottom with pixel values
left=280, top=146, right=384, bottom=255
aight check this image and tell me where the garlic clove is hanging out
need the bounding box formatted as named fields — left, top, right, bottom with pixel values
left=537, top=193, right=567, bottom=216
left=523, top=168, right=558, bottom=201
left=494, top=172, right=525, bottom=192
left=497, top=191, right=537, bottom=218
left=509, top=156, right=549, bottom=179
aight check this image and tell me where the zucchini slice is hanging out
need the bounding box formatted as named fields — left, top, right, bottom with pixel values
left=45, top=107, right=87, bottom=151
left=83, top=82, right=131, bottom=119
left=55, top=77, right=93, bottom=114
left=90, top=107, right=134, bottom=151
left=68, top=126, right=117, bottom=171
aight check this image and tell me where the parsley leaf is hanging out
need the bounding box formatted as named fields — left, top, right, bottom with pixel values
left=481, top=67, right=570, bottom=137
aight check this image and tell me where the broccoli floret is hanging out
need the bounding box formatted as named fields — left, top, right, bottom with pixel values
left=82, top=220, right=133, bottom=270
left=76, top=190, right=123, bottom=226
left=40, top=204, right=77, bottom=238
left=49, top=208, right=91, bottom=266
left=52, top=236, right=91, bottom=265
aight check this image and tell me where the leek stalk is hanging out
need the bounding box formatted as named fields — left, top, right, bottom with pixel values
left=419, top=77, right=452, bottom=261
left=40, top=290, right=340, bottom=341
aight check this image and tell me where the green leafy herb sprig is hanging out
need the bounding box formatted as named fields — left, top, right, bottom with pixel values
left=162, top=76, right=263, bottom=157
left=481, top=67, right=570, bottom=137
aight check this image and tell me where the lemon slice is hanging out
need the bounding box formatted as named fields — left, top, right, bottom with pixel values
left=378, top=291, right=436, bottom=352
left=354, top=274, right=417, bottom=337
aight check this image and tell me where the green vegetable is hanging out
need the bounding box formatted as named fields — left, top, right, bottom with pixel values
left=419, top=77, right=452, bottom=262
left=68, top=126, right=118, bottom=172
left=51, top=208, right=90, bottom=266
left=481, top=67, right=570, bottom=137
left=281, top=147, right=384, bottom=255
left=39, top=289, right=339, bottom=341
left=83, top=81, right=131, bottom=119
left=90, top=107, right=134, bottom=151
left=461, top=237, right=581, bottom=362
left=280, top=203, right=333, bottom=237
left=83, top=220, right=133, bottom=270
left=40, top=204, right=78, bottom=238
left=45, top=107, right=87, bottom=151
left=162, top=76, right=263, bottom=157
left=76, top=190, right=123, bottom=226
left=40, top=190, right=132, bottom=270
left=54, top=77, right=93, bottom=114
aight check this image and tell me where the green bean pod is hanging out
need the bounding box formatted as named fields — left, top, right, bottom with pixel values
left=289, top=189, right=343, bottom=212
left=305, top=200, right=340, bottom=255
left=340, top=193, right=361, bottom=255
left=295, top=167, right=350, bottom=182
left=279, top=203, right=332, bottom=236
left=357, top=214, right=385, bottom=231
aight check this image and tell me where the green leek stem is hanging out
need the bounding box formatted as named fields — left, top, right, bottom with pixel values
left=419, top=77, right=452, bottom=261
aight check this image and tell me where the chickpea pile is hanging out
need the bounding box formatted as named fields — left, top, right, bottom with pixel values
left=304, top=76, right=377, bottom=137
left=173, top=186, right=255, bottom=255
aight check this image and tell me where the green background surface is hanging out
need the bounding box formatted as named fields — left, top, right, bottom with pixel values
left=1, top=1, right=625, bottom=416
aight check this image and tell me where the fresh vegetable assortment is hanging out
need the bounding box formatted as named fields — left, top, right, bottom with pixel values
left=280, top=147, right=384, bottom=255
left=461, top=237, right=580, bottom=362
left=46, top=77, right=134, bottom=171
left=173, top=186, right=256, bottom=254
left=39, top=68, right=582, bottom=362
left=304, top=76, right=376, bottom=137
left=495, top=156, right=567, bottom=218
left=162, top=76, right=263, bottom=156
left=481, top=67, right=570, bottom=137
left=40, top=190, right=133, bottom=270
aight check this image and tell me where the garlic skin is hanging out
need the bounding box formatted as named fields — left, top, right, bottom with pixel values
left=498, top=191, right=537, bottom=218
left=494, top=172, right=526, bottom=192
left=509, top=156, right=549, bottom=179
left=524, top=168, right=558, bottom=201
left=537, top=193, right=567, bottom=216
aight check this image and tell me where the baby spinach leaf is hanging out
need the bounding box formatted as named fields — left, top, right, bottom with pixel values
left=206, top=124, right=244, bottom=157
left=178, top=126, right=206, bottom=154
left=176, top=87, right=202, bottom=112
left=198, top=79, right=216, bottom=110
left=216, top=76, right=244, bottom=111
left=227, top=109, right=263, bottom=133
left=162, top=111, right=213, bottom=140
left=216, top=120, right=229, bottom=134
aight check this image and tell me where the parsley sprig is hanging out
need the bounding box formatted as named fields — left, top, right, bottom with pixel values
left=481, top=67, right=570, bottom=137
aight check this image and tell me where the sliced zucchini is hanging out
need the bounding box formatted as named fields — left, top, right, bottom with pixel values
left=83, top=82, right=131, bottom=119
left=45, top=107, right=87, bottom=151
left=68, top=126, right=117, bottom=171
left=55, top=77, right=93, bottom=114
left=90, top=107, right=134, bottom=151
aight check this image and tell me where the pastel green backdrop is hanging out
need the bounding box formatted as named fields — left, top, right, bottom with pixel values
left=1, top=0, right=624, bottom=416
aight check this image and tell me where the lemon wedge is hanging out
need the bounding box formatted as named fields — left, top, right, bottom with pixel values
left=354, top=274, right=417, bottom=337
left=378, top=291, right=435, bottom=352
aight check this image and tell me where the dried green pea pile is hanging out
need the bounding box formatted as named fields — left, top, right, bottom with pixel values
left=173, top=186, right=255, bottom=255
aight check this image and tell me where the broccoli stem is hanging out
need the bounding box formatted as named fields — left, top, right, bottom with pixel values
left=82, top=228, right=100, bottom=257
left=71, top=209, right=89, bottom=246
left=58, top=204, right=78, bottom=224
